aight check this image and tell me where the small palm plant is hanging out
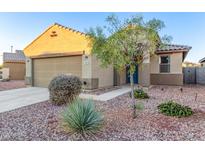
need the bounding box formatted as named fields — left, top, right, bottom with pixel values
left=62, top=99, right=103, bottom=138
left=133, top=102, right=144, bottom=118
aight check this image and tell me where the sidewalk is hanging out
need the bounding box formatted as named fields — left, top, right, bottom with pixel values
left=80, top=86, right=131, bottom=101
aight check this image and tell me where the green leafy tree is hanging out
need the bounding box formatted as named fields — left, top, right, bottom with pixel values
left=86, top=14, right=171, bottom=118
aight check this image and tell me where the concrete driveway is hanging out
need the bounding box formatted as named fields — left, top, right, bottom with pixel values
left=0, top=87, right=49, bottom=113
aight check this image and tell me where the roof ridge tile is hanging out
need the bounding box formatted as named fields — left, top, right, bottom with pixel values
left=54, top=22, right=87, bottom=36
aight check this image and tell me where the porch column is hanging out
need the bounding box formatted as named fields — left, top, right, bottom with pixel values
left=25, top=57, right=32, bottom=86
left=82, top=54, right=99, bottom=90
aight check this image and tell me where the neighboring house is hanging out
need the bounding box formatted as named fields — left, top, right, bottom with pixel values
left=3, top=50, right=26, bottom=80
left=182, top=61, right=201, bottom=67
left=199, top=57, right=205, bottom=67
left=24, top=23, right=191, bottom=89
left=0, top=68, right=9, bottom=80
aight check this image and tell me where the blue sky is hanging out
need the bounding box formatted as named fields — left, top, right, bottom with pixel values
left=0, top=12, right=204, bottom=63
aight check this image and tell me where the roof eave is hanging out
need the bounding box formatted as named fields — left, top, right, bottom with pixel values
left=3, top=60, right=25, bottom=63
left=155, top=49, right=190, bottom=54
left=30, top=51, right=84, bottom=59
left=199, top=57, right=205, bottom=63
left=155, top=48, right=191, bottom=62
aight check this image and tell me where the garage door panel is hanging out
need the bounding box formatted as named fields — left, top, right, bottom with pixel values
left=33, top=56, right=82, bottom=87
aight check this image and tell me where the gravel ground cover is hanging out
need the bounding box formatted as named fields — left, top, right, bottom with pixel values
left=0, top=80, right=26, bottom=91
left=1, top=85, right=205, bottom=141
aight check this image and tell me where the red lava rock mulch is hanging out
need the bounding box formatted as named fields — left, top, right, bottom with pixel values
left=1, top=85, right=205, bottom=140
left=0, top=80, right=26, bottom=91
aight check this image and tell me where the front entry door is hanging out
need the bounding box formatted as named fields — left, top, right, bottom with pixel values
left=126, top=65, right=138, bottom=84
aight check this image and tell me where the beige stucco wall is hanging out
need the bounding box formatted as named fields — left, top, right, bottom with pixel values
left=25, top=57, right=32, bottom=85
left=81, top=54, right=98, bottom=89
left=150, top=52, right=183, bottom=74
left=82, top=52, right=183, bottom=88
left=24, top=24, right=91, bottom=57
left=3, top=62, right=25, bottom=80
left=82, top=54, right=92, bottom=79
left=150, top=54, right=159, bottom=73
left=170, top=53, right=183, bottom=73
left=150, top=52, right=184, bottom=86
left=137, top=51, right=151, bottom=87
left=91, top=55, right=113, bottom=88
left=138, top=63, right=150, bottom=87
left=81, top=54, right=114, bottom=89
left=26, top=57, right=32, bottom=77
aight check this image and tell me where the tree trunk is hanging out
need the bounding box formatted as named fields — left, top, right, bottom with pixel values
left=130, top=73, right=136, bottom=119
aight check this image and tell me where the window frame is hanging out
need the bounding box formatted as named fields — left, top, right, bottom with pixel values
left=159, top=55, right=170, bottom=73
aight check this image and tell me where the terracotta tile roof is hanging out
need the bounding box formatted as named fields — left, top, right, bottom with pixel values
left=157, top=44, right=192, bottom=53
left=3, top=50, right=26, bottom=63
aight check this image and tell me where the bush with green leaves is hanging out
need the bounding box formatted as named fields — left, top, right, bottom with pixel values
left=134, top=89, right=149, bottom=99
left=62, top=99, right=103, bottom=137
left=157, top=100, right=193, bottom=118
left=48, top=74, right=82, bottom=105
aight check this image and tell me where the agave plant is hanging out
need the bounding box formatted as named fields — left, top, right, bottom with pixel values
left=62, top=99, right=103, bottom=137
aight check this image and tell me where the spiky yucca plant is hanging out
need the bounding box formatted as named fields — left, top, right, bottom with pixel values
left=62, top=99, right=103, bottom=137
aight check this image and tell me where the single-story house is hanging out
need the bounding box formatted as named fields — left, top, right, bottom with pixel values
left=24, top=23, right=191, bottom=89
left=199, top=57, right=205, bottom=67
left=3, top=50, right=26, bottom=80
left=182, top=61, right=201, bottom=68
left=0, top=68, right=9, bottom=80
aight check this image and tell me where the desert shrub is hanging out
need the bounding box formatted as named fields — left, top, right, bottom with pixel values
left=157, top=100, right=193, bottom=118
left=48, top=74, right=82, bottom=105
left=62, top=99, right=103, bottom=137
left=134, top=89, right=149, bottom=99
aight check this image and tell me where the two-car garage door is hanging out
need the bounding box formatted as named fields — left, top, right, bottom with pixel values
left=33, top=56, right=82, bottom=87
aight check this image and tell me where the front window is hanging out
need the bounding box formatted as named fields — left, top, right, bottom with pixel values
left=160, top=55, right=170, bottom=73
